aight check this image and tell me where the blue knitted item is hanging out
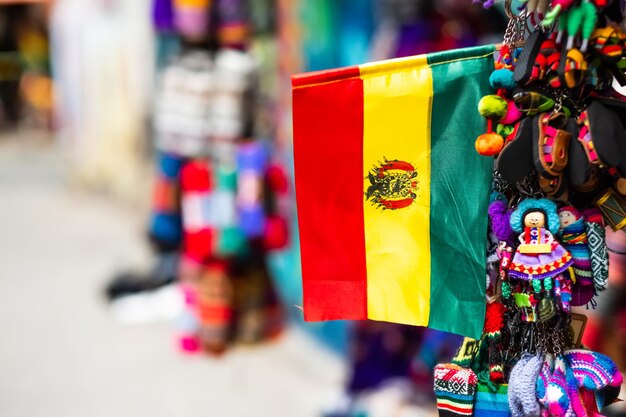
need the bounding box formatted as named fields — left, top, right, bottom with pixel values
left=474, top=382, right=511, bottom=417
left=149, top=153, right=184, bottom=247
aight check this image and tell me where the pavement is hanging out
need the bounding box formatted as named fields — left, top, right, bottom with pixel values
left=0, top=131, right=346, bottom=417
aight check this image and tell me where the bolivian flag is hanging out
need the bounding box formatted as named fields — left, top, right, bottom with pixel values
left=292, top=45, right=496, bottom=339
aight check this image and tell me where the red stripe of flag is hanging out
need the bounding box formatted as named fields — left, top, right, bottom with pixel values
left=292, top=69, right=368, bottom=321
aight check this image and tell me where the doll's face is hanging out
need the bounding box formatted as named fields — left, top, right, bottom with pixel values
left=524, top=211, right=546, bottom=228
left=559, top=210, right=577, bottom=228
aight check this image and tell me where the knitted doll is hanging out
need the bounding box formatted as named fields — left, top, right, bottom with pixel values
left=506, top=199, right=573, bottom=321
left=558, top=206, right=595, bottom=306
left=508, top=198, right=573, bottom=281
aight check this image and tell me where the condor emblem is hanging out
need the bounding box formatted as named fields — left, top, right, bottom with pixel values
left=365, top=158, right=418, bottom=210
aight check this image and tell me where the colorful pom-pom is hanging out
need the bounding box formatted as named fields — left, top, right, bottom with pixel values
left=475, top=132, right=504, bottom=156
left=478, top=95, right=508, bottom=120
left=489, top=69, right=517, bottom=90
left=500, top=100, right=523, bottom=125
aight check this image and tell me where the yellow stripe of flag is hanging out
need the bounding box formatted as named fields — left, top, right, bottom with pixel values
left=361, top=55, right=433, bottom=325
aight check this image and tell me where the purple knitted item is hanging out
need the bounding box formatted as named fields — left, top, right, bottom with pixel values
left=153, top=0, right=174, bottom=31
left=174, top=6, right=210, bottom=39
left=473, top=0, right=496, bottom=8
left=489, top=200, right=513, bottom=242
left=571, top=284, right=595, bottom=307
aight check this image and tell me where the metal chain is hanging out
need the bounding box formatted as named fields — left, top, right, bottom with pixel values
left=502, top=0, right=528, bottom=46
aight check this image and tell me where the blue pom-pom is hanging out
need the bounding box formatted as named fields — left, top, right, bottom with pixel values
left=150, top=213, right=182, bottom=243
left=490, top=69, right=517, bottom=90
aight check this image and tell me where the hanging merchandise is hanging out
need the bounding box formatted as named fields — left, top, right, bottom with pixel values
left=291, top=0, right=625, bottom=415
left=432, top=1, right=626, bottom=416
left=155, top=0, right=288, bottom=355
left=107, top=0, right=288, bottom=355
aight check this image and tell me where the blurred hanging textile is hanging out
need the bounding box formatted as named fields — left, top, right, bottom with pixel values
left=103, top=0, right=290, bottom=356
left=0, top=4, right=53, bottom=129
left=50, top=0, right=154, bottom=202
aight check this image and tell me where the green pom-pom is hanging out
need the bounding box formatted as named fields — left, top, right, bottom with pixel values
left=532, top=279, right=542, bottom=293
left=216, top=167, right=237, bottom=191
left=496, top=123, right=514, bottom=138
left=478, top=95, right=508, bottom=120
left=217, top=227, right=248, bottom=256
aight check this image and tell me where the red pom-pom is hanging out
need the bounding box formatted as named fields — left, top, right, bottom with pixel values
left=266, top=164, right=289, bottom=194
left=263, top=215, right=289, bottom=250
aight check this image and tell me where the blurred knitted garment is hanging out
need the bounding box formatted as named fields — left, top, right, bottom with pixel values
left=180, top=159, right=215, bottom=262
left=154, top=51, right=214, bottom=158
left=153, top=0, right=175, bottom=32
left=215, top=0, right=249, bottom=49
left=149, top=153, right=184, bottom=251
left=173, top=0, right=211, bottom=40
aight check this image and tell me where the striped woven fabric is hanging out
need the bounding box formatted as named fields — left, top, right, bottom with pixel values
left=473, top=382, right=511, bottom=417
left=434, top=363, right=477, bottom=417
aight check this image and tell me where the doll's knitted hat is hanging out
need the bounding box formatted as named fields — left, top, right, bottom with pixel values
left=510, top=198, right=560, bottom=234
left=434, top=363, right=477, bottom=417
left=558, top=205, right=582, bottom=220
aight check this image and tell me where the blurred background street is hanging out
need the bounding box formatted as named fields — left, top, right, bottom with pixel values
left=0, top=130, right=345, bottom=417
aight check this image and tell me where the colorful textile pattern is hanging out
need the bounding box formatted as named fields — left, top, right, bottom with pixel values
left=508, top=247, right=573, bottom=280
left=584, top=215, right=609, bottom=291
left=473, top=382, right=510, bottom=417
left=292, top=45, right=495, bottom=339
left=560, top=218, right=593, bottom=282
left=564, top=349, right=624, bottom=391
left=434, top=363, right=477, bottom=417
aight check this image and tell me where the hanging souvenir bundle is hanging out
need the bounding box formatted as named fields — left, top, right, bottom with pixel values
left=149, top=0, right=289, bottom=355
left=435, top=1, right=625, bottom=415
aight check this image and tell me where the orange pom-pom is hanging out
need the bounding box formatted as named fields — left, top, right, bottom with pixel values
left=475, top=132, right=504, bottom=156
